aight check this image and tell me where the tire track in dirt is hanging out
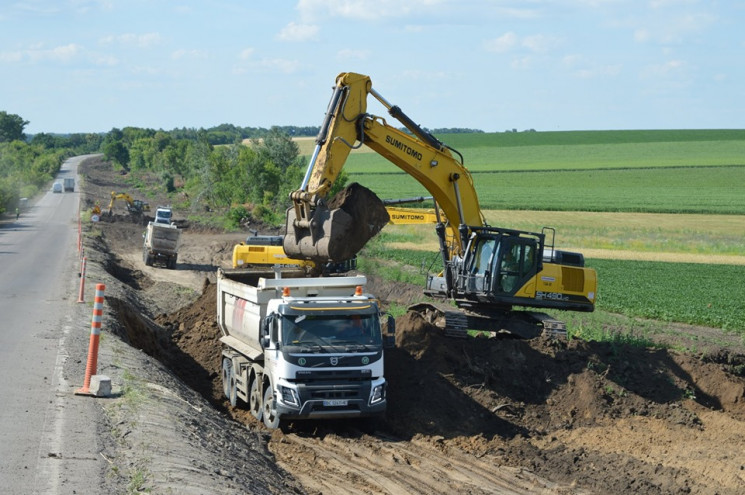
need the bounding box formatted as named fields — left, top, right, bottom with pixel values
left=271, top=430, right=586, bottom=495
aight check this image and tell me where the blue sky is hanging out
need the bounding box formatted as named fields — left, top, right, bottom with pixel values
left=1, top=0, right=743, bottom=134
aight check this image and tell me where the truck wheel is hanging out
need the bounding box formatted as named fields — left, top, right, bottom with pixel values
left=249, top=377, right=263, bottom=421
left=263, top=387, right=281, bottom=429
left=221, top=358, right=232, bottom=400
left=222, top=358, right=237, bottom=407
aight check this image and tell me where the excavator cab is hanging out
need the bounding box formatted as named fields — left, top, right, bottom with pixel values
left=456, top=228, right=542, bottom=302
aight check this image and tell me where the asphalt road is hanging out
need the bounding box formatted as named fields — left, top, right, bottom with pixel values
left=0, top=156, right=106, bottom=494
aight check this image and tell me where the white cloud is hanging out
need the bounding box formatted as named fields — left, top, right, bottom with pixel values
left=485, top=32, right=560, bottom=54
left=99, top=33, right=162, bottom=48
left=233, top=57, right=302, bottom=75
left=521, top=34, right=561, bottom=53
left=277, top=22, right=319, bottom=42
left=510, top=56, right=533, bottom=70
left=641, top=59, right=687, bottom=78
left=257, top=58, right=302, bottom=74
left=2, top=43, right=83, bottom=63
left=336, top=49, right=370, bottom=61
left=0, top=50, right=24, bottom=63
left=632, top=11, right=717, bottom=45
left=484, top=32, right=518, bottom=53
left=172, top=49, right=208, bottom=60
left=238, top=48, right=255, bottom=60
left=296, top=0, right=447, bottom=22
left=90, top=53, right=118, bottom=66
left=562, top=54, right=622, bottom=79
left=574, top=64, right=622, bottom=79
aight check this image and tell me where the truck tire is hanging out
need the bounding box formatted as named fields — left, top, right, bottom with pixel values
left=222, top=358, right=237, bottom=407
left=169, top=254, right=177, bottom=269
left=249, top=377, right=263, bottom=421
left=221, top=358, right=232, bottom=399
left=263, top=387, right=281, bottom=429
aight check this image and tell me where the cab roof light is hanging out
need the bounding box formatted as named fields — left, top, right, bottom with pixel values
left=283, top=287, right=290, bottom=297
left=355, top=285, right=363, bottom=296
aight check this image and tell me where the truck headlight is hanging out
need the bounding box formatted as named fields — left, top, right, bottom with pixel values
left=278, top=385, right=299, bottom=407
left=370, top=384, right=385, bottom=405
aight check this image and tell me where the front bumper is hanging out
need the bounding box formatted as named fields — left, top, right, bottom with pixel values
left=274, top=378, right=387, bottom=420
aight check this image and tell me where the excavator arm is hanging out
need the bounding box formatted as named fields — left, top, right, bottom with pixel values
left=284, top=72, right=485, bottom=263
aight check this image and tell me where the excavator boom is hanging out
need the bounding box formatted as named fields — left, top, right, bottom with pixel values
left=284, top=72, right=483, bottom=262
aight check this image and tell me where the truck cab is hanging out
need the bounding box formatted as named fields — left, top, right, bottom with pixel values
left=261, top=297, right=387, bottom=424
left=154, top=206, right=173, bottom=225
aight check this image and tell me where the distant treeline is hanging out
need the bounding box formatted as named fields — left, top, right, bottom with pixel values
left=32, top=124, right=485, bottom=146
left=1, top=109, right=483, bottom=217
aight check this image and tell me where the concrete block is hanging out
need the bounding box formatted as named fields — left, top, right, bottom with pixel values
left=90, top=375, right=112, bottom=397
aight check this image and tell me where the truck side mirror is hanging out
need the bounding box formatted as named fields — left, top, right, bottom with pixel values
left=260, top=318, right=271, bottom=349
left=384, top=314, right=396, bottom=348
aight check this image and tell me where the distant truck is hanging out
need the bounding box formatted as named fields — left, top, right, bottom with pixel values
left=63, top=178, right=75, bottom=192
left=142, top=207, right=180, bottom=269
left=216, top=268, right=393, bottom=429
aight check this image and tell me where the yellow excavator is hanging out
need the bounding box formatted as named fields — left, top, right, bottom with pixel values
left=232, top=231, right=356, bottom=274
left=284, top=72, right=597, bottom=338
left=107, top=191, right=150, bottom=217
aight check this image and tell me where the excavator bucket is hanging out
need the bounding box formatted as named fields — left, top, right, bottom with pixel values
left=284, top=183, right=390, bottom=263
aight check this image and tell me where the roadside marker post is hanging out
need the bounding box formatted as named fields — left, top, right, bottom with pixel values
left=75, top=284, right=107, bottom=396
left=77, top=257, right=87, bottom=303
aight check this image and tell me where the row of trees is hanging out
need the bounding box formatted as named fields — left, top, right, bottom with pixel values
left=0, top=112, right=107, bottom=214
left=99, top=125, right=344, bottom=227
left=2, top=109, right=481, bottom=220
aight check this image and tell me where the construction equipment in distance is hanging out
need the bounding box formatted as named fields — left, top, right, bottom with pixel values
left=283, top=72, right=597, bottom=339
left=107, top=191, right=150, bottom=217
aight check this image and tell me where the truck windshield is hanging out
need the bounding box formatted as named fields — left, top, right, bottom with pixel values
left=283, top=314, right=381, bottom=348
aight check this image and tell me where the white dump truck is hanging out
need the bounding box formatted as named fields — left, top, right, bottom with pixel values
left=142, top=207, right=180, bottom=269
left=63, top=177, right=75, bottom=192
left=216, top=268, right=394, bottom=429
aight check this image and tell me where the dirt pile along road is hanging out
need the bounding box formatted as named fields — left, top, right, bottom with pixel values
left=80, top=155, right=745, bottom=494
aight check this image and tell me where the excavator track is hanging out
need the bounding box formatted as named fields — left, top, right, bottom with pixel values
left=408, top=302, right=567, bottom=340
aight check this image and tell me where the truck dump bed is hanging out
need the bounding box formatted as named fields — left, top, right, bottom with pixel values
left=216, top=268, right=368, bottom=360
left=147, top=222, right=180, bottom=254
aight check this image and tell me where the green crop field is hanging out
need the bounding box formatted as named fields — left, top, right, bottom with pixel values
left=350, top=165, right=745, bottom=214
left=313, top=129, right=745, bottom=340
left=320, top=129, right=745, bottom=214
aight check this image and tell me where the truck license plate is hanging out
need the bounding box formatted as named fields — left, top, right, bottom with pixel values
left=323, top=399, right=348, bottom=407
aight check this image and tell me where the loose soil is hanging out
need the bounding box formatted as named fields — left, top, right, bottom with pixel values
left=79, top=156, right=745, bottom=494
